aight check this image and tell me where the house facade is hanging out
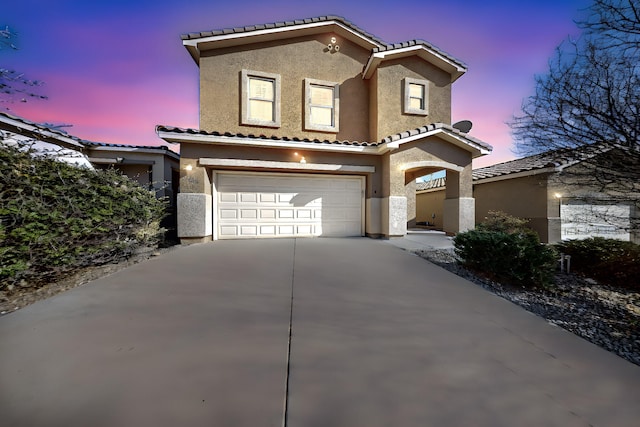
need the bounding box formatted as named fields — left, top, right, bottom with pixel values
left=417, top=144, right=640, bottom=243
left=157, top=16, right=492, bottom=243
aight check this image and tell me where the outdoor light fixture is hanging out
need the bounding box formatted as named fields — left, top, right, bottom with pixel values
left=185, top=164, right=193, bottom=171
left=554, top=193, right=562, bottom=199
left=300, top=156, right=307, bottom=164
left=327, top=36, right=340, bottom=52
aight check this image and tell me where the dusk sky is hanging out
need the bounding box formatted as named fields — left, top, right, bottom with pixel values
left=3, top=0, right=591, bottom=167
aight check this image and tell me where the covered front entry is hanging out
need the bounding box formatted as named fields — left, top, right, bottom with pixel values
left=215, top=172, right=364, bottom=239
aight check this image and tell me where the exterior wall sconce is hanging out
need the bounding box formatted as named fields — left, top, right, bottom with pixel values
left=294, top=152, right=306, bottom=163
left=184, top=164, right=193, bottom=171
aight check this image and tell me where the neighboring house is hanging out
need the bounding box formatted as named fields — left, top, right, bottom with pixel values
left=417, top=144, right=640, bottom=243
left=0, top=111, right=93, bottom=168
left=156, top=15, right=492, bottom=243
left=0, top=111, right=180, bottom=205
left=84, top=141, right=180, bottom=203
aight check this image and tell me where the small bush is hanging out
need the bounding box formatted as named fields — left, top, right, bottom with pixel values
left=555, top=238, right=640, bottom=289
left=454, top=212, right=557, bottom=287
left=0, top=140, right=167, bottom=291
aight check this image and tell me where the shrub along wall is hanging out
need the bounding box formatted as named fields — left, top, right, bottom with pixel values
left=0, top=141, right=166, bottom=291
left=556, top=238, right=640, bottom=289
left=453, top=211, right=558, bottom=288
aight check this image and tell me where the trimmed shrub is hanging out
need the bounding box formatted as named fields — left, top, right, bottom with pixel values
left=0, top=141, right=167, bottom=291
left=454, top=212, right=557, bottom=287
left=555, top=238, right=640, bottom=289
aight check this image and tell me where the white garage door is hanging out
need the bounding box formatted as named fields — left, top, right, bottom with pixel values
left=216, top=173, right=364, bottom=239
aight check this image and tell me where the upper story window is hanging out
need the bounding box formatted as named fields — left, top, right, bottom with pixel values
left=403, top=77, right=429, bottom=116
left=241, top=69, right=281, bottom=128
left=304, top=78, right=339, bottom=133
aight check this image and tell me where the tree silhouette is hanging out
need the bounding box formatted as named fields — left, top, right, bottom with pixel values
left=0, top=26, right=48, bottom=108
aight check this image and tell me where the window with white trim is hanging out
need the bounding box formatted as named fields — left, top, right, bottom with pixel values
left=241, top=70, right=281, bottom=127
left=305, top=78, right=339, bottom=132
left=403, top=77, right=429, bottom=116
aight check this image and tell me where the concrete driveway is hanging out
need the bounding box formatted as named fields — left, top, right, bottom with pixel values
left=1, top=238, right=639, bottom=426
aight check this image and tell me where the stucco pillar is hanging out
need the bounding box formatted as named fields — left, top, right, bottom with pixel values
left=382, top=196, right=408, bottom=237
left=177, top=163, right=212, bottom=243
left=405, top=179, right=417, bottom=228
left=380, top=152, right=408, bottom=237
left=443, top=166, right=475, bottom=234
left=443, top=198, right=475, bottom=234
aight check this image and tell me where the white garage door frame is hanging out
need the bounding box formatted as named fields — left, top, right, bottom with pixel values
left=212, top=171, right=365, bottom=240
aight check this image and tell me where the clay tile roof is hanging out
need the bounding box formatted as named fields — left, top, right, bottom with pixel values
left=155, top=125, right=382, bottom=147
left=372, top=40, right=467, bottom=70
left=381, top=123, right=492, bottom=152
left=472, top=143, right=612, bottom=180
left=82, top=140, right=176, bottom=153
left=180, top=15, right=387, bottom=46
left=416, top=177, right=446, bottom=191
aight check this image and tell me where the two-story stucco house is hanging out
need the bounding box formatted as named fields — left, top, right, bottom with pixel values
left=157, top=15, right=492, bottom=243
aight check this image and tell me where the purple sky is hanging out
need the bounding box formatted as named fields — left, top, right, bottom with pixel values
left=3, top=0, right=590, bottom=167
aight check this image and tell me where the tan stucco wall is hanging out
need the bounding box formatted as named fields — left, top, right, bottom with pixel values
left=370, top=57, right=452, bottom=141
left=180, top=142, right=382, bottom=196
left=199, top=34, right=371, bottom=142
left=416, top=189, right=445, bottom=229
left=474, top=174, right=552, bottom=241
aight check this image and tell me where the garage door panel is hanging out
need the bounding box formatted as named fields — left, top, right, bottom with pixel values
left=217, top=173, right=363, bottom=239
left=260, top=209, right=276, bottom=219
left=260, top=193, right=276, bottom=203
left=220, top=225, right=238, bottom=236
left=220, top=193, right=237, bottom=203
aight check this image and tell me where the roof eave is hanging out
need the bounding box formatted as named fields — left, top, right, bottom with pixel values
left=363, top=46, right=467, bottom=82
left=378, top=128, right=492, bottom=158
left=0, top=114, right=86, bottom=151
left=87, top=145, right=180, bottom=160
left=183, top=20, right=383, bottom=64
left=473, top=166, right=558, bottom=184
left=156, top=129, right=378, bottom=154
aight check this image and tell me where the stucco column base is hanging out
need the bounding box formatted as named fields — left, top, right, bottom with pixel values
left=382, top=196, right=407, bottom=237
left=443, top=197, right=475, bottom=235
left=177, top=193, right=212, bottom=242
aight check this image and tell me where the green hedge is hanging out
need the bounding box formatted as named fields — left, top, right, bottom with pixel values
left=0, top=141, right=167, bottom=290
left=555, top=238, right=640, bottom=289
left=453, top=212, right=557, bottom=288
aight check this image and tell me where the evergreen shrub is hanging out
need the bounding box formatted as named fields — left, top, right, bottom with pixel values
left=0, top=140, right=167, bottom=291
left=555, top=238, right=640, bottom=289
left=453, top=211, right=557, bottom=287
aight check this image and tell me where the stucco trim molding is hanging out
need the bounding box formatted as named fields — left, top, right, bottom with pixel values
left=400, top=160, right=463, bottom=173
left=199, top=157, right=375, bottom=173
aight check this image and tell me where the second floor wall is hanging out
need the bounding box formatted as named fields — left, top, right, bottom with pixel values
left=198, top=32, right=454, bottom=143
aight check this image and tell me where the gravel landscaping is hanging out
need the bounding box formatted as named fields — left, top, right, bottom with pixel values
left=415, top=247, right=640, bottom=366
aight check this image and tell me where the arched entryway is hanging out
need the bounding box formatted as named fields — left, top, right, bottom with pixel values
left=401, top=160, right=474, bottom=235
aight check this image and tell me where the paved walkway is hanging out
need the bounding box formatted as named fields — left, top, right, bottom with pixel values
left=1, top=238, right=639, bottom=426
